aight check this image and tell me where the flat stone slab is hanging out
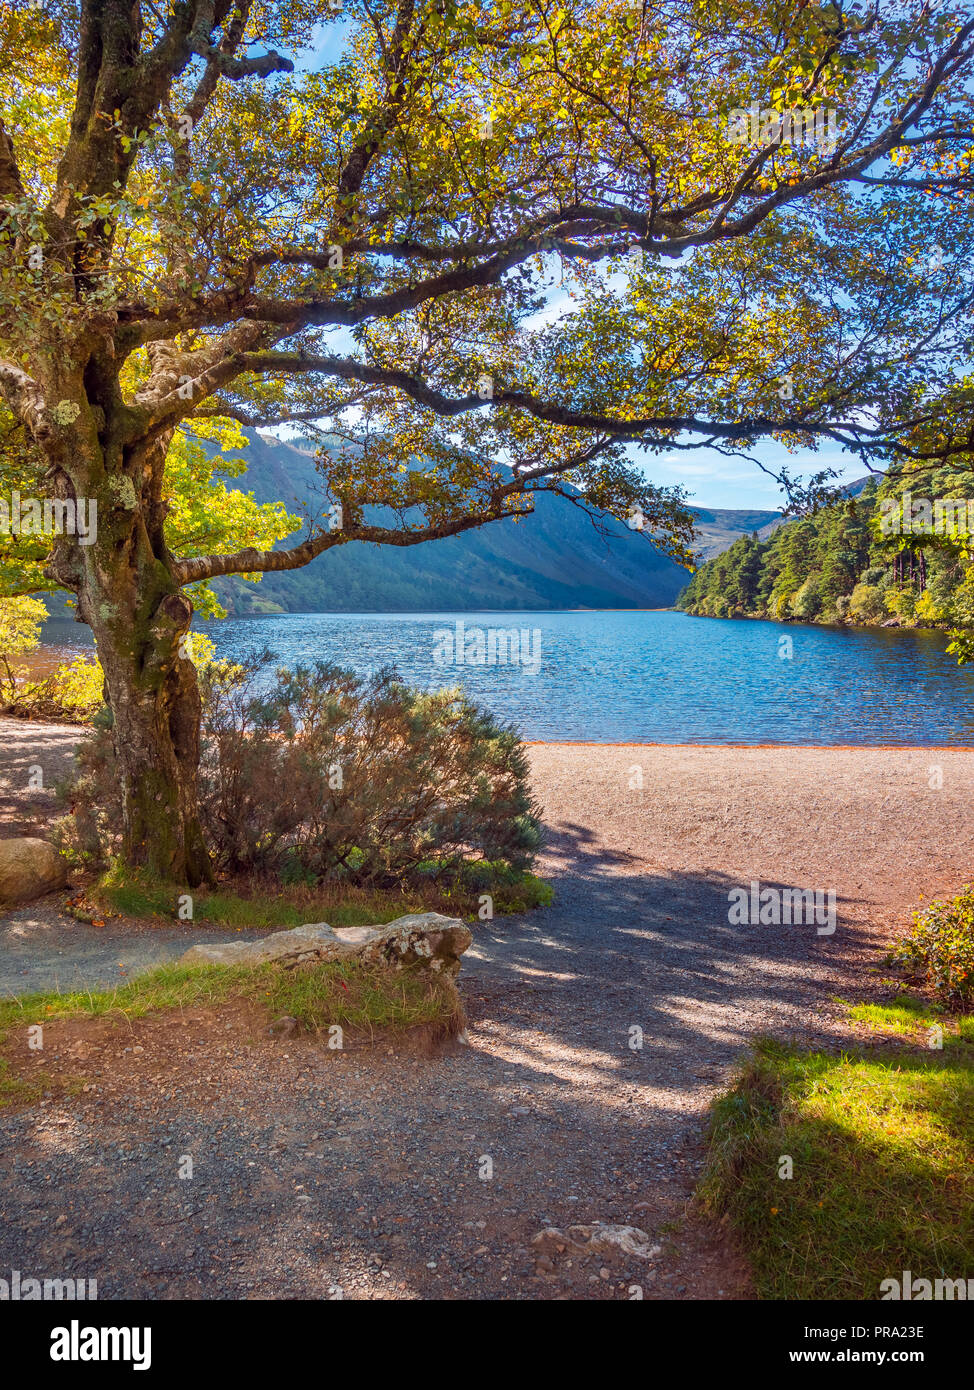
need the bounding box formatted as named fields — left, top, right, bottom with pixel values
left=531, top=1224, right=662, bottom=1262
left=179, top=912, right=473, bottom=978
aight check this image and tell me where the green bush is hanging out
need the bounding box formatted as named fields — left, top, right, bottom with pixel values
left=769, top=588, right=796, bottom=620
left=887, top=887, right=974, bottom=1009
left=848, top=581, right=885, bottom=623
left=790, top=577, right=822, bottom=620
left=0, top=596, right=103, bottom=722
left=58, top=658, right=544, bottom=896
left=885, top=584, right=916, bottom=620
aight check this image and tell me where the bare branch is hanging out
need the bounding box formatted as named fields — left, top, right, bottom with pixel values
left=226, top=350, right=927, bottom=456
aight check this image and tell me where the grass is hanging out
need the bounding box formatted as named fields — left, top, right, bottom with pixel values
left=0, top=957, right=464, bottom=1108
left=0, top=962, right=248, bottom=1031
left=94, top=866, right=437, bottom=929
left=0, top=959, right=462, bottom=1034
left=259, top=958, right=463, bottom=1038
left=89, top=863, right=552, bottom=929
left=842, top=991, right=972, bottom=1041
left=0, top=1057, right=42, bottom=1109
left=698, top=997, right=974, bottom=1300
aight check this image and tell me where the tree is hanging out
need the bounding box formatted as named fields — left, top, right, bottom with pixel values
left=2, top=0, right=974, bottom=882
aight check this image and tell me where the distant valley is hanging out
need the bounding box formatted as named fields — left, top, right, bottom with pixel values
left=200, top=432, right=786, bottom=614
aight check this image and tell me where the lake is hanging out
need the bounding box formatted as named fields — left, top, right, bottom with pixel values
left=40, top=608, right=974, bottom=744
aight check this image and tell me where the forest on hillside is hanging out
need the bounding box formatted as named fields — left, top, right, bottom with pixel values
left=677, top=468, right=974, bottom=657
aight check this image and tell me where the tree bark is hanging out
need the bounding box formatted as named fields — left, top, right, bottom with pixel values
left=94, top=596, right=213, bottom=887
left=80, top=573, right=214, bottom=886
left=47, top=416, right=215, bottom=887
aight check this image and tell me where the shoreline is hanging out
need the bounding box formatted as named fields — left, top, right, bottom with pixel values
left=2, top=710, right=972, bottom=752
left=525, top=739, right=974, bottom=749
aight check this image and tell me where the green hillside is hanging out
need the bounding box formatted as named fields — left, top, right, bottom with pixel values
left=204, top=431, right=762, bottom=614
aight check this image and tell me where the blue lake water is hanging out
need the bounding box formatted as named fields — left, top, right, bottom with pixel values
left=178, top=609, right=974, bottom=745
left=42, top=608, right=974, bottom=744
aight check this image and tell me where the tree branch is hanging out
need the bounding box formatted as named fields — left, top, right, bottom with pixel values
left=0, top=117, right=24, bottom=205
left=0, top=361, right=51, bottom=442
left=171, top=504, right=520, bottom=585
left=226, top=350, right=929, bottom=454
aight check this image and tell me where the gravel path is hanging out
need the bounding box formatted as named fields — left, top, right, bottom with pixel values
left=0, top=715, right=84, bottom=838
left=0, top=718, right=266, bottom=994
left=1, top=723, right=971, bottom=1299
left=0, top=912, right=269, bottom=996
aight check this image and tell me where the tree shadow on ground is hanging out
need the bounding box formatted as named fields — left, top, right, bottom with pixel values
left=462, top=813, right=880, bottom=1113
left=0, top=808, right=891, bottom=1302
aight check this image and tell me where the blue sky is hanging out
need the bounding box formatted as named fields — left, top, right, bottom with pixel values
left=637, top=439, right=870, bottom=512
left=300, top=15, right=875, bottom=515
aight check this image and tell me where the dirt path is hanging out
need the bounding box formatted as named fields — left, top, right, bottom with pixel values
left=0, top=715, right=85, bottom=838
left=0, top=718, right=266, bottom=994
left=1, top=724, right=971, bottom=1299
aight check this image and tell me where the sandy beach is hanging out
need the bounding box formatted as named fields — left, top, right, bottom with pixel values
left=529, top=742, right=973, bottom=946
left=2, top=722, right=969, bottom=1005
left=3, top=720, right=971, bottom=929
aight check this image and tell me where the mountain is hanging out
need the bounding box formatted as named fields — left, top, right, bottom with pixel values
left=689, top=505, right=784, bottom=561
left=689, top=478, right=877, bottom=563
left=37, top=431, right=794, bottom=623
left=204, top=431, right=780, bottom=614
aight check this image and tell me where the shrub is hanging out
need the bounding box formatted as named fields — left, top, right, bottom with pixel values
left=5, top=654, right=104, bottom=722
left=914, top=588, right=945, bottom=625
left=887, top=887, right=974, bottom=1009
left=848, top=581, right=885, bottom=623
left=58, top=658, right=543, bottom=894
left=769, top=588, right=796, bottom=620
left=790, top=577, right=822, bottom=620
left=0, top=591, right=104, bottom=722
left=0, top=595, right=47, bottom=660
left=0, top=594, right=47, bottom=708
left=885, top=585, right=916, bottom=620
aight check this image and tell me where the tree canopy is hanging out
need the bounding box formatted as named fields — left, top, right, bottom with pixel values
left=3, top=0, right=974, bottom=880
left=3, top=0, right=974, bottom=584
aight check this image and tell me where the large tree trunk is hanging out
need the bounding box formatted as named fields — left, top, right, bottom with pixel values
left=50, top=419, right=215, bottom=887
left=91, top=592, right=214, bottom=888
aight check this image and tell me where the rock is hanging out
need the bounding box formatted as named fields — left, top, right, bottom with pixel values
left=531, top=1230, right=568, bottom=1256
left=531, top=1223, right=660, bottom=1262
left=180, top=912, right=473, bottom=978
left=267, top=1016, right=298, bottom=1038
left=0, top=837, right=68, bottom=907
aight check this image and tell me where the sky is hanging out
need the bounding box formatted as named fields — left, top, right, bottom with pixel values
left=633, top=439, right=870, bottom=512
left=297, top=15, right=877, bottom=516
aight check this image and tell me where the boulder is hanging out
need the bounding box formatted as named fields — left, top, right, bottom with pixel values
left=267, top=1015, right=299, bottom=1038
left=0, top=837, right=68, bottom=907
left=179, top=911, right=473, bottom=978
left=531, top=1224, right=661, bottom=1262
